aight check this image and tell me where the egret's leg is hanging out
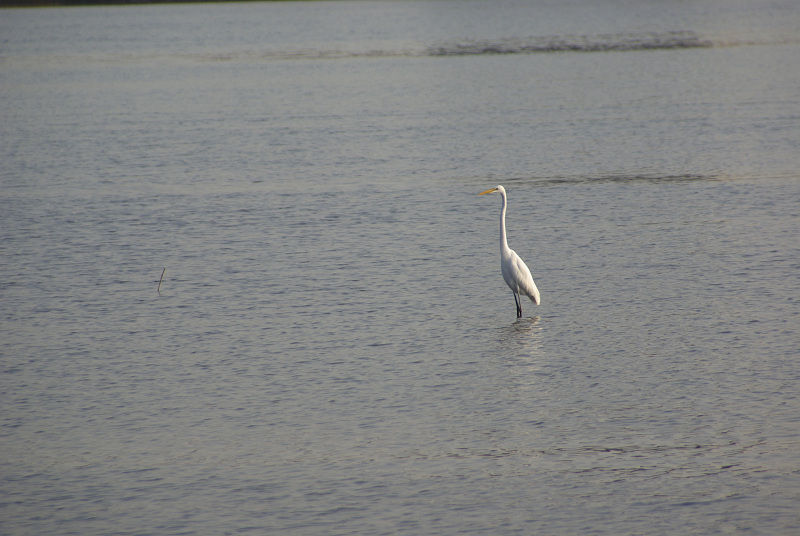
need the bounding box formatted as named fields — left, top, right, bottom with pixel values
left=514, top=293, right=522, bottom=318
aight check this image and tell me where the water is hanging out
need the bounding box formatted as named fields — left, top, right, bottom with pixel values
left=1, top=1, right=799, bottom=534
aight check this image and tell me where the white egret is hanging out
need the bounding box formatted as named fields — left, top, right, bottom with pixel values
left=479, top=185, right=540, bottom=318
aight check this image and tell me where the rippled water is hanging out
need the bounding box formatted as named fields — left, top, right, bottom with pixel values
left=2, top=1, right=799, bottom=534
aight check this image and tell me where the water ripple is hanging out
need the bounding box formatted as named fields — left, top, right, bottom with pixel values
left=427, top=31, right=713, bottom=56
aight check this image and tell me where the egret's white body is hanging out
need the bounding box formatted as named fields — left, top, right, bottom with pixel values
left=479, top=185, right=540, bottom=317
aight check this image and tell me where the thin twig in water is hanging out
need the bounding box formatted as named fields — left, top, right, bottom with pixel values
left=157, top=267, right=166, bottom=293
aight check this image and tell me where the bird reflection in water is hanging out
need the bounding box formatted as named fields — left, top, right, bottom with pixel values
left=498, top=315, right=542, bottom=359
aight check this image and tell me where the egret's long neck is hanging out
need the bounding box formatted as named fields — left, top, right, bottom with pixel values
left=499, top=191, right=510, bottom=253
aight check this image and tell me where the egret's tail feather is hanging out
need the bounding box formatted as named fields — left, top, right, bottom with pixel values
left=528, top=288, right=541, bottom=305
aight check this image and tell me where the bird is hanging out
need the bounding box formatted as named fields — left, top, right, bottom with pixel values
left=479, top=185, right=540, bottom=318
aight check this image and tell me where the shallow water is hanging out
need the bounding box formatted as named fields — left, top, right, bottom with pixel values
left=2, top=1, right=799, bottom=534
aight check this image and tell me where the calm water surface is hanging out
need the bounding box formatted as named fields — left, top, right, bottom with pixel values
left=1, top=1, right=799, bottom=534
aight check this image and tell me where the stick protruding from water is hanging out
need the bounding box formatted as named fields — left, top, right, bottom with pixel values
left=157, top=267, right=166, bottom=293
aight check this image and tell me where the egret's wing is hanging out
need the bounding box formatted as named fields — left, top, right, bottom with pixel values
left=511, top=252, right=540, bottom=305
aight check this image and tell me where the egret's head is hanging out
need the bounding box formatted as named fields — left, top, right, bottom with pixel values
left=478, top=185, right=505, bottom=196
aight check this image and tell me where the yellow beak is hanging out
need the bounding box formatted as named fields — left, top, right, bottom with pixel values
left=478, top=187, right=498, bottom=196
